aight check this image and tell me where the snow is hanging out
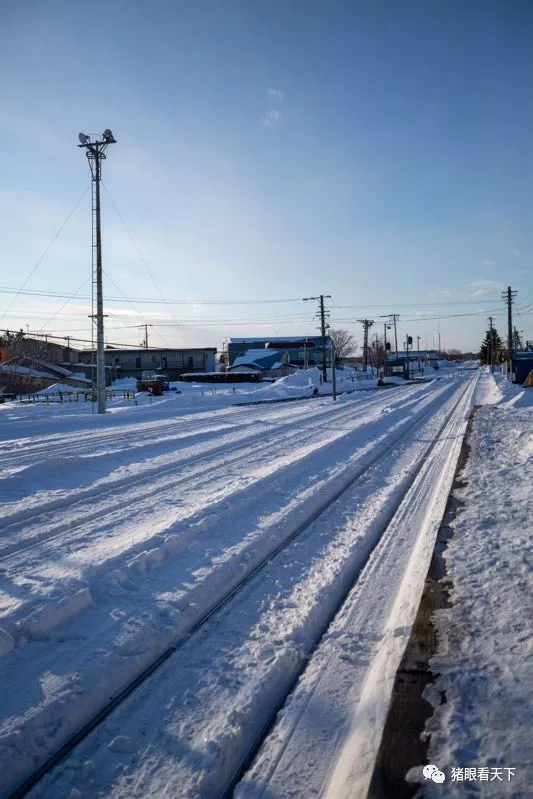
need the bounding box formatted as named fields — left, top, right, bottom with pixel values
left=111, top=377, right=137, bottom=389
left=411, top=378, right=533, bottom=797
left=0, top=378, right=455, bottom=794
left=36, top=382, right=83, bottom=394
left=0, top=364, right=57, bottom=379
left=237, top=375, right=477, bottom=799
left=0, top=373, right=477, bottom=798
left=2, top=366, right=530, bottom=799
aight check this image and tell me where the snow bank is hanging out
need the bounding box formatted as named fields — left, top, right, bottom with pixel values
left=18, top=587, right=93, bottom=638
left=36, top=383, right=81, bottom=394
left=420, top=401, right=533, bottom=796
left=111, top=377, right=137, bottom=389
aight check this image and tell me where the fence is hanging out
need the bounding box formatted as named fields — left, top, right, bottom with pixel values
left=18, top=390, right=136, bottom=404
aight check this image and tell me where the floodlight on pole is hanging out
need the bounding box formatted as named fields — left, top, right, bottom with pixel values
left=78, top=130, right=117, bottom=414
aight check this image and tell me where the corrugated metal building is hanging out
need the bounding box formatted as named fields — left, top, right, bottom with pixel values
left=77, top=347, right=217, bottom=380
left=228, top=336, right=331, bottom=368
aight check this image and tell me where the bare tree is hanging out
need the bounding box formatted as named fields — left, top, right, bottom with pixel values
left=0, top=331, right=70, bottom=394
left=329, top=329, right=358, bottom=362
left=444, top=348, right=462, bottom=359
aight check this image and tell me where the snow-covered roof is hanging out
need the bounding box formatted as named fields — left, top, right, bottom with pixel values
left=29, top=359, right=74, bottom=377
left=231, top=350, right=286, bottom=370
left=0, top=364, right=57, bottom=379
left=229, top=365, right=262, bottom=373
left=229, top=336, right=324, bottom=344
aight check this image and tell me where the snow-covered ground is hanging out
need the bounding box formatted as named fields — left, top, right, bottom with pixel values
left=0, top=366, right=473, bottom=797
left=413, top=373, right=533, bottom=798
left=0, top=368, right=377, bottom=422
left=4, top=366, right=526, bottom=799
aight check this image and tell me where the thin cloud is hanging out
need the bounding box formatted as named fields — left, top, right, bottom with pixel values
left=483, top=260, right=496, bottom=267
left=261, top=109, right=282, bottom=127
left=511, top=249, right=533, bottom=261
left=268, top=88, right=283, bottom=101
left=469, top=279, right=504, bottom=297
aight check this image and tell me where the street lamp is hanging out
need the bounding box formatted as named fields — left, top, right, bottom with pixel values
left=78, top=130, right=117, bottom=414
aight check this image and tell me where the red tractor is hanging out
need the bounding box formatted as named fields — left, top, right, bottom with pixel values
left=136, top=371, right=168, bottom=396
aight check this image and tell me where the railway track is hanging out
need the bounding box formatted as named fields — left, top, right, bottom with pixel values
left=0, top=386, right=407, bottom=470
left=0, top=384, right=427, bottom=563
left=5, top=376, right=475, bottom=799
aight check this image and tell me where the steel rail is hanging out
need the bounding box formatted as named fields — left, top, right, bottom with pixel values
left=0, top=386, right=423, bottom=563
left=220, top=376, right=476, bottom=798
left=6, top=378, right=472, bottom=799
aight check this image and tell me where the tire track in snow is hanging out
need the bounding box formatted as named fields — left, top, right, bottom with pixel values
left=0, top=388, right=401, bottom=469
left=0, top=396, right=345, bottom=468
left=35, top=378, right=475, bottom=799
left=0, top=386, right=427, bottom=562
left=1, top=380, right=468, bottom=799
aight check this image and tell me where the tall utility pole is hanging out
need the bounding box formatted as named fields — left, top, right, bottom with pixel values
left=358, top=319, right=374, bottom=372
left=384, top=323, right=391, bottom=377
left=379, top=313, right=399, bottom=357
left=502, top=286, right=517, bottom=379
left=331, top=341, right=337, bottom=401
left=488, top=316, right=494, bottom=373
left=78, top=130, right=116, bottom=414
left=137, top=323, right=153, bottom=349
left=303, top=295, right=331, bottom=382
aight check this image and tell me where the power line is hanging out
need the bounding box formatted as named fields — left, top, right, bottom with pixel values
left=36, top=277, right=92, bottom=332
left=0, top=186, right=90, bottom=327
left=502, top=286, right=517, bottom=377
left=357, top=319, right=374, bottom=371
left=303, top=295, right=331, bottom=382
left=2, top=307, right=518, bottom=328
left=0, top=285, right=508, bottom=309
left=102, top=269, right=170, bottom=349
left=102, top=183, right=185, bottom=345
left=0, top=328, right=175, bottom=351
left=0, top=286, right=304, bottom=306
left=379, top=313, right=399, bottom=357
left=332, top=299, right=503, bottom=309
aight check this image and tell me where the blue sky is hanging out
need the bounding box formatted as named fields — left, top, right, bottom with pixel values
left=1, top=0, right=532, bottom=353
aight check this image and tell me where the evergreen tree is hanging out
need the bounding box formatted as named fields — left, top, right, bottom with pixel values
left=512, top=327, right=523, bottom=353
left=480, top=327, right=503, bottom=364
